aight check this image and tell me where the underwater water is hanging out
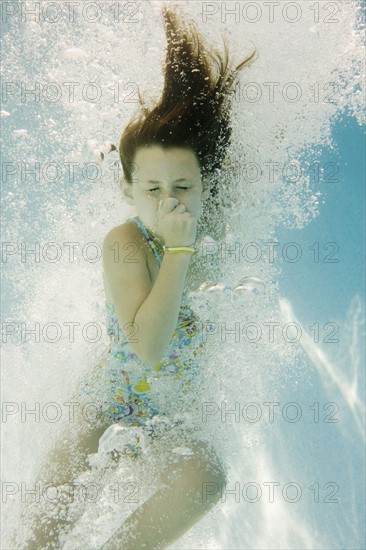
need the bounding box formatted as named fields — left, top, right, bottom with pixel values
left=1, top=0, right=365, bottom=548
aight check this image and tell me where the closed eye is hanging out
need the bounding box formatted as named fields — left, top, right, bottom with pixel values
left=147, top=187, right=189, bottom=192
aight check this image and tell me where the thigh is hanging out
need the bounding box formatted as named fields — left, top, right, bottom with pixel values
left=152, top=426, right=227, bottom=486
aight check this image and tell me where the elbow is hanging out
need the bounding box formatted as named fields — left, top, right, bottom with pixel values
left=144, top=346, right=166, bottom=364
left=115, top=312, right=166, bottom=364
left=146, top=349, right=165, bottom=364
left=130, top=315, right=167, bottom=364
left=130, top=341, right=165, bottom=365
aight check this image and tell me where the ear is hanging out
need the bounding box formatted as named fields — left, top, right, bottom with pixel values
left=120, top=178, right=135, bottom=206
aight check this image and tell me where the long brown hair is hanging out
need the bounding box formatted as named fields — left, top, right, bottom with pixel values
left=108, top=4, right=256, bottom=240
left=120, top=5, right=255, bottom=176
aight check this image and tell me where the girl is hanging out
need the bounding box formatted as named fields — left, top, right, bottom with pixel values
left=20, top=4, right=256, bottom=549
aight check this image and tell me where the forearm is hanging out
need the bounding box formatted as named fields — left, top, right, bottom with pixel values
left=133, top=253, right=192, bottom=363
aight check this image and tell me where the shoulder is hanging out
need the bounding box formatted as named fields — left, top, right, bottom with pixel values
left=103, top=219, right=139, bottom=240
left=102, top=220, right=147, bottom=266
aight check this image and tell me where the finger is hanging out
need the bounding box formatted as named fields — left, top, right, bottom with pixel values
left=160, top=198, right=169, bottom=213
left=168, top=198, right=179, bottom=210
left=158, top=199, right=167, bottom=215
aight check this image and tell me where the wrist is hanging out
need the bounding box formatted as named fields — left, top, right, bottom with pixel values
left=162, top=250, right=192, bottom=262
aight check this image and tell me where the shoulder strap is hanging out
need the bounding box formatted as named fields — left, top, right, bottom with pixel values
left=127, top=217, right=162, bottom=267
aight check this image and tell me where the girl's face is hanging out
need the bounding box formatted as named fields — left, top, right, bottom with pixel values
left=122, top=145, right=208, bottom=241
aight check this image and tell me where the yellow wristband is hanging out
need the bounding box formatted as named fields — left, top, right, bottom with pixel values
left=163, top=246, right=196, bottom=254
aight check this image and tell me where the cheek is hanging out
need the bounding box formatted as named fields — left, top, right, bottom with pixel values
left=189, top=196, right=203, bottom=217
left=144, top=194, right=157, bottom=206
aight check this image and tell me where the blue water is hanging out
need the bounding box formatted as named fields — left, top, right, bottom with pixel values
left=277, top=117, right=365, bottom=325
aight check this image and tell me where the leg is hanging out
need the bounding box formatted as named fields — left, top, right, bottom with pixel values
left=13, top=412, right=112, bottom=550
left=102, top=438, right=227, bottom=550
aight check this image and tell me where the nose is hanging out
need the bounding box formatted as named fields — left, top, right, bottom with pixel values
left=160, top=190, right=178, bottom=201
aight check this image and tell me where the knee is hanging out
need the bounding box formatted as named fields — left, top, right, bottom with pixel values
left=186, top=443, right=228, bottom=502
left=198, top=459, right=227, bottom=504
left=187, top=458, right=226, bottom=509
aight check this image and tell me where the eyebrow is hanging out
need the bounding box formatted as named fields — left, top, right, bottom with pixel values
left=146, top=178, right=191, bottom=184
